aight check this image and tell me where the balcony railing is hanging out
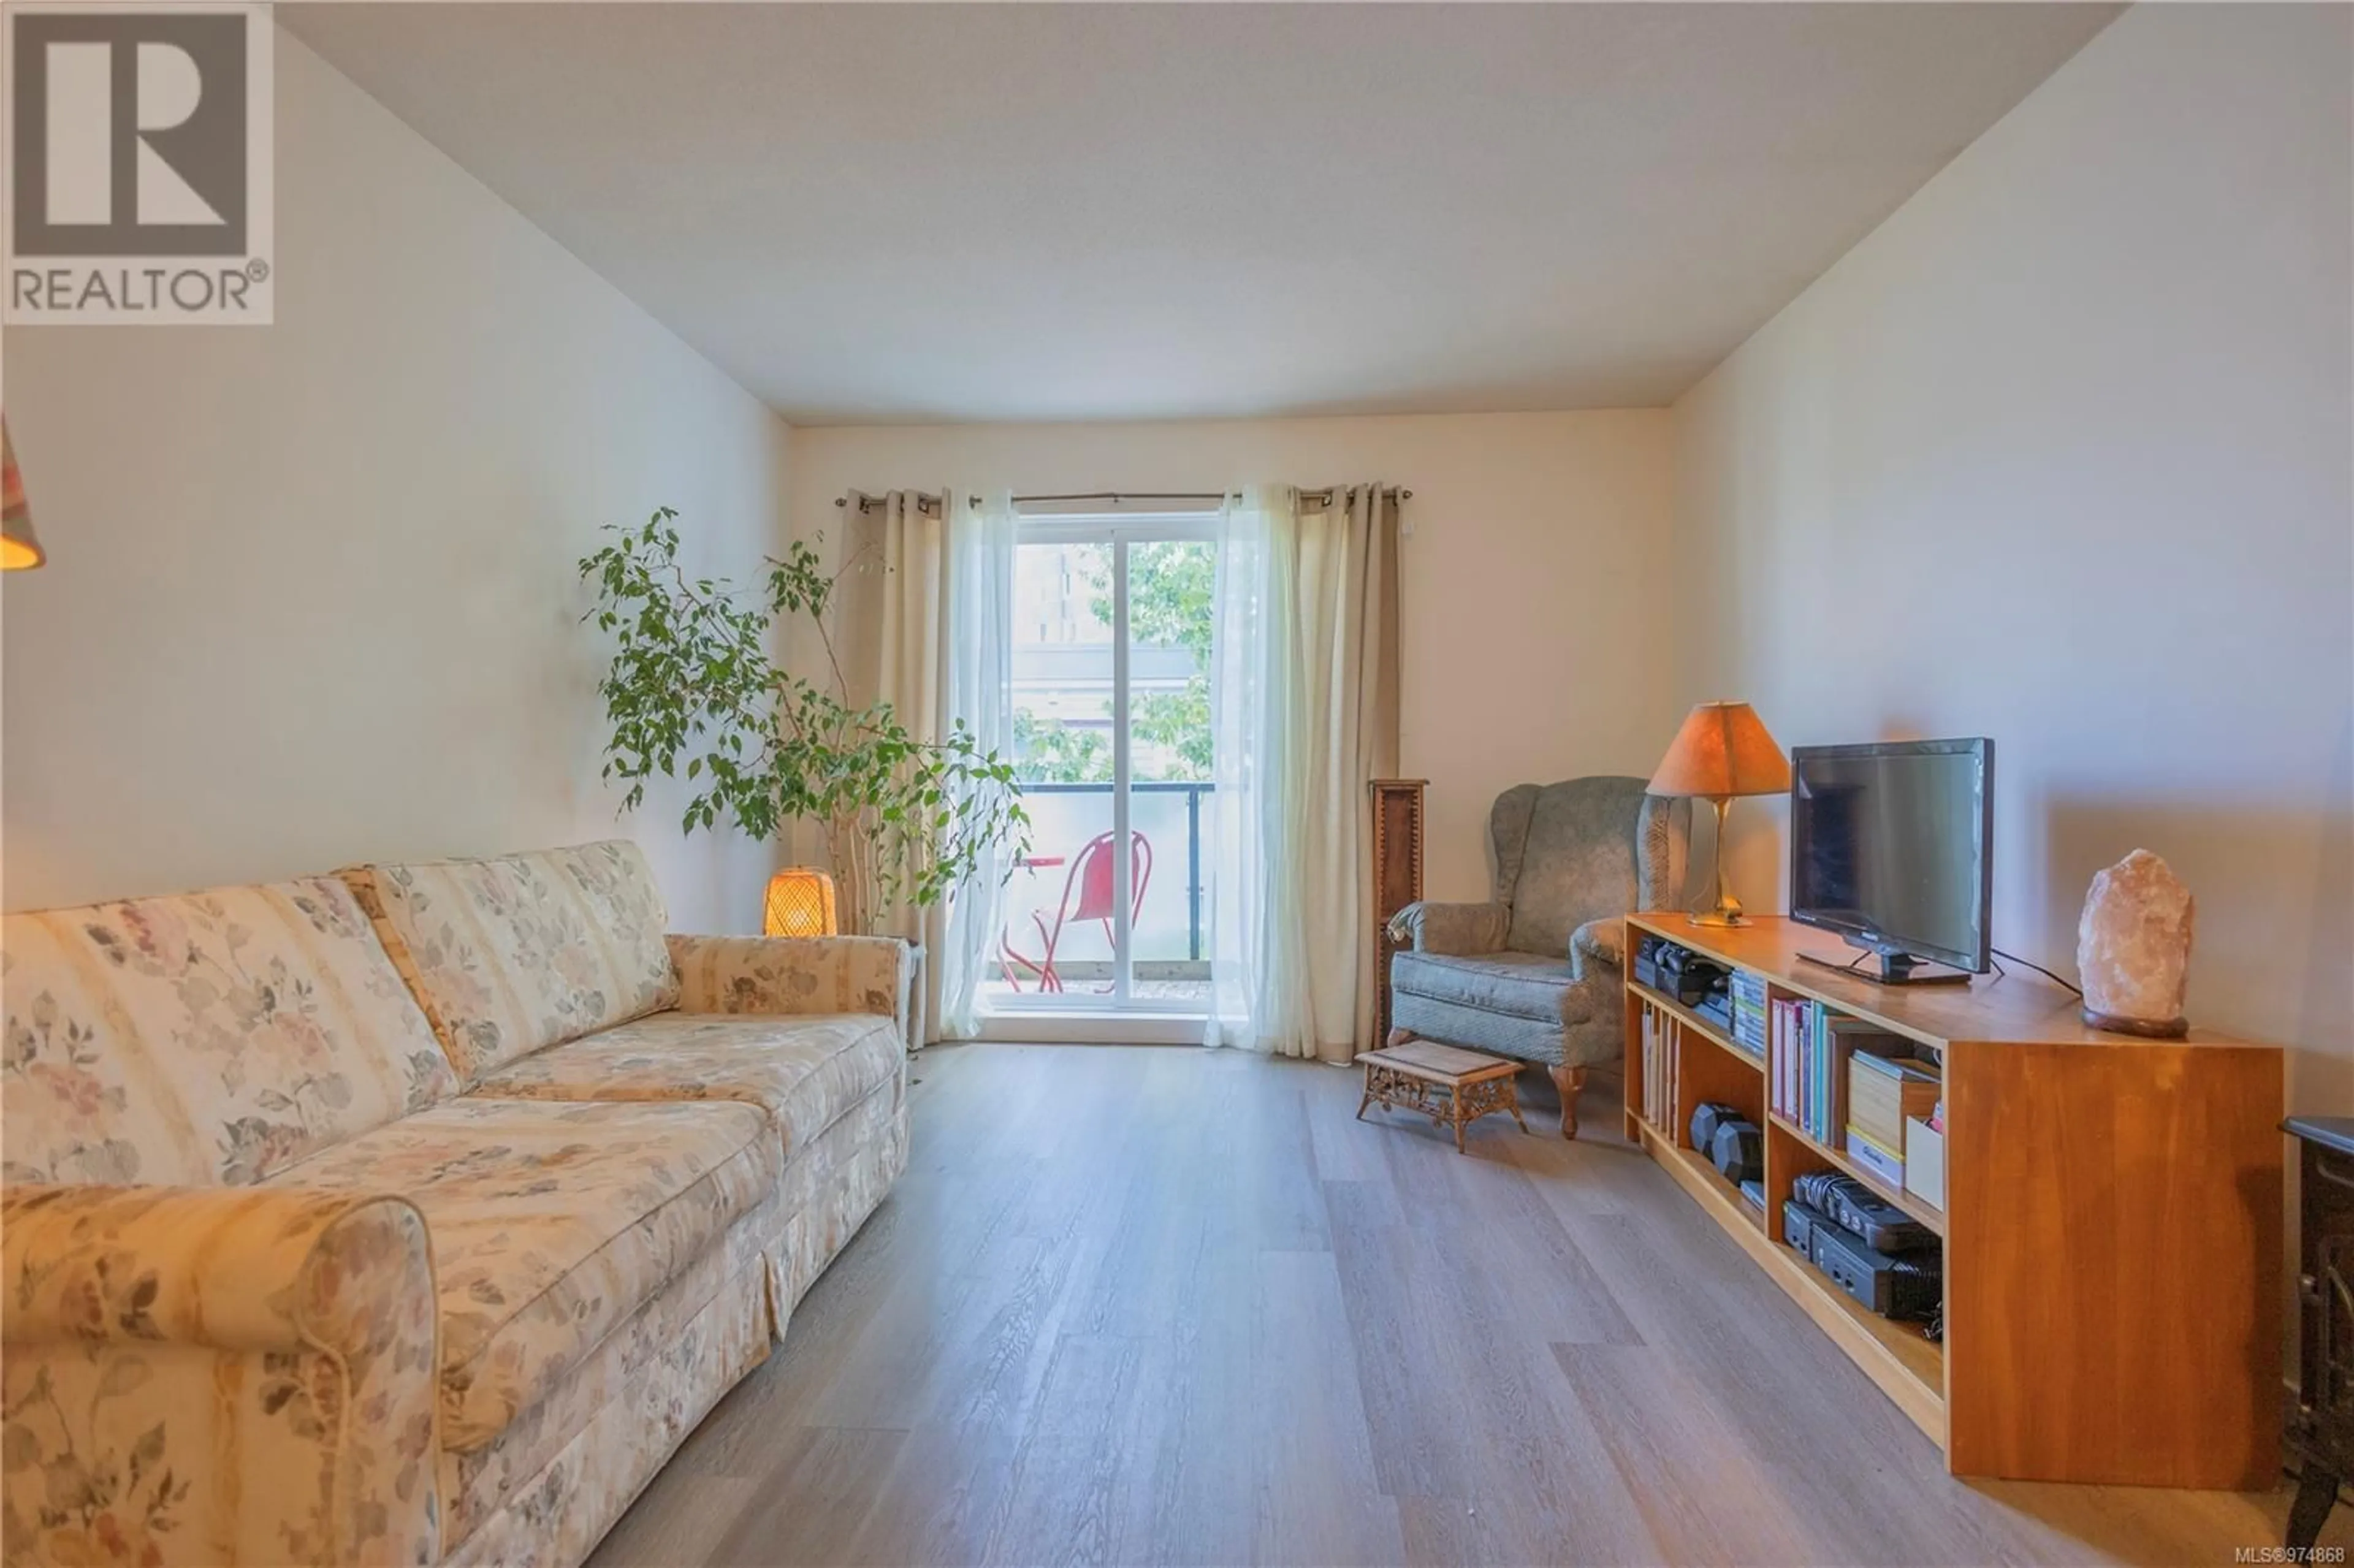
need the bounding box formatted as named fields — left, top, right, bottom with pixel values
left=1009, top=780, right=1211, bottom=964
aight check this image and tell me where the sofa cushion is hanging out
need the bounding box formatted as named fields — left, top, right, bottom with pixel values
left=340, top=840, right=679, bottom=1083
left=439, top=1076, right=905, bottom=1548
left=1392, top=948, right=1581, bottom=1025
left=1, top=878, right=456, bottom=1187
left=467, top=1011, right=902, bottom=1164
left=265, top=1095, right=774, bottom=1452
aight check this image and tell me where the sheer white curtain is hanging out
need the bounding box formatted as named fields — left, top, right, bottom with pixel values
left=1203, top=486, right=1288, bottom=1050
left=863, top=487, right=1019, bottom=1045
left=937, top=490, right=1018, bottom=1039
left=1203, top=484, right=1402, bottom=1062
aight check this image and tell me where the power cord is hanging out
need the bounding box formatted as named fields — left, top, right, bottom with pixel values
left=1990, top=946, right=2083, bottom=998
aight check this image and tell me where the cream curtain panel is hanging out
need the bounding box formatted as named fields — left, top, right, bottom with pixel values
left=850, top=488, right=1017, bottom=1046
left=1204, top=483, right=1402, bottom=1062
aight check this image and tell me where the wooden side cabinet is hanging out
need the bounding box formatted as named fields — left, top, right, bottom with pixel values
left=2287, top=1117, right=2354, bottom=1550
left=1368, top=779, right=1427, bottom=1052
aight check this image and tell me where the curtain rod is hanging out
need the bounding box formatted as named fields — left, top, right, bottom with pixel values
left=835, top=488, right=944, bottom=515
left=834, top=485, right=1411, bottom=513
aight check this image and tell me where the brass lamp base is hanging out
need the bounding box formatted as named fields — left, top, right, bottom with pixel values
left=1688, top=795, right=1746, bottom=927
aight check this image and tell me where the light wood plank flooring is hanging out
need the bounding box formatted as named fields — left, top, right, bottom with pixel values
left=591, top=1043, right=2345, bottom=1567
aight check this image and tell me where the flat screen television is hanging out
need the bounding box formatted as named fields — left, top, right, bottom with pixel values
left=1788, top=737, right=1993, bottom=983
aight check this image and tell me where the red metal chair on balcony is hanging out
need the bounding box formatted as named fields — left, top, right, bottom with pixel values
left=1000, top=829, right=1153, bottom=994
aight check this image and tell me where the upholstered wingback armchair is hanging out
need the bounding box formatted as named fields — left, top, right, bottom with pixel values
left=1388, top=776, right=1689, bottom=1137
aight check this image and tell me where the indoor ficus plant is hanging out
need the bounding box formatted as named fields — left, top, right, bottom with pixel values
left=581, top=508, right=1028, bottom=935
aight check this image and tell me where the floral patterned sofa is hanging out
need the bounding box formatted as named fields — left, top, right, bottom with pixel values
left=0, top=841, right=910, bottom=1568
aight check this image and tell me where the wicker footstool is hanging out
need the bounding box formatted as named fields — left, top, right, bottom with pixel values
left=1354, top=1040, right=1527, bottom=1153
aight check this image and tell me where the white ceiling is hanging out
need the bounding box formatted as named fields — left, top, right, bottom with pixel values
left=283, top=2, right=2120, bottom=425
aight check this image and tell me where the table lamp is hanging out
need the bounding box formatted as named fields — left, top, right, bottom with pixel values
left=1647, top=701, right=1789, bottom=927
left=763, top=867, right=839, bottom=937
left=2, top=418, right=44, bottom=571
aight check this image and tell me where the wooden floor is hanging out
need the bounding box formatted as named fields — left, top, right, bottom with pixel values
left=591, top=1043, right=2347, bottom=1567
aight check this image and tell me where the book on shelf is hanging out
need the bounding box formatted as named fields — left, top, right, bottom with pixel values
left=1850, top=1051, right=1940, bottom=1155
left=1903, top=1115, right=1945, bottom=1207
left=1772, top=996, right=1827, bottom=1136
left=1641, top=1000, right=1679, bottom=1135
left=1667, top=1011, right=1678, bottom=1129
left=1731, top=970, right=1769, bottom=1057
left=1767, top=996, right=1908, bottom=1144
left=1845, top=1124, right=1906, bottom=1188
left=1770, top=997, right=1794, bottom=1124
left=1659, top=1005, right=1668, bottom=1129
left=1641, top=1003, right=1656, bottom=1127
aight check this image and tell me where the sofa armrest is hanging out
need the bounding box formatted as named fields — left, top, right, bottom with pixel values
left=1385, top=901, right=1510, bottom=957
left=668, top=934, right=911, bottom=1038
left=1571, top=916, right=1625, bottom=976
left=2, top=1184, right=441, bottom=1565
left=4, top=1184, right=425, bottom=1350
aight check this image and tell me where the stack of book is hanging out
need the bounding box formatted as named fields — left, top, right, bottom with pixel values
left=1730, top=971, right=1768, bottom=1060
left=1848, top=1053, right=1940, bottom=1187
left=1769, top=997, right=1820, bottom=1134
left=1640, top=1002, right=1678, bottom=1134
left=1770, top=998, right=1907, bottom=1144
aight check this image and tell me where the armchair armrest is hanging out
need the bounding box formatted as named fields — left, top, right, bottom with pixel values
left=1571, top=916, right=1626, bottom=973
left=1385, top=900, right=1511, bottom=957
left=668, top=934, right=911, bottom=1038
left=2, top=1184, right=441, bottom=1566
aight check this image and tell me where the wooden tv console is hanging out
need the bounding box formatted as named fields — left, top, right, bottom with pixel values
left=1622, top=912, right=2284, bottom=1489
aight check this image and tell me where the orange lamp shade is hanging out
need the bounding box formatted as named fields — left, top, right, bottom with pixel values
left=1, top=418, right=44, bottom=571
left=763, top=867, right=839, bottom=937
left=1647, top=701, right=1791, bottom=800
left=1648, top=701, right=1789, bottom=927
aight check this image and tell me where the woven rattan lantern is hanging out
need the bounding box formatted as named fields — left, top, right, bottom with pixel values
left=763, top=867, right=839, bottom=937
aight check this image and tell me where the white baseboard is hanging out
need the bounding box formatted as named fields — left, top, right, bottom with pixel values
left=973, top=1012, right=1208, bottom=1046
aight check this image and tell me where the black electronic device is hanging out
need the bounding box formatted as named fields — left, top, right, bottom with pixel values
left=1789, top=737, right=1994, bottom=983
left=1709, top=1119, right=1763, bottom=1186
left=1634, top=932, right=1669, bottom=992
left=1789, top=1171, right=1938, bottom=1255
left=1808, top=1214, right=1943, bottom=1322
left=1657, top=942, right=1732, bottom=1009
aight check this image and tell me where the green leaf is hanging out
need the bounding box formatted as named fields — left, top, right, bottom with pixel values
left=582, top=509, right=1029, bottom=918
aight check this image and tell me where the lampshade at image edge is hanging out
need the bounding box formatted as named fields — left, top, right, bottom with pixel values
left=1, top=418, right=42, bottom=571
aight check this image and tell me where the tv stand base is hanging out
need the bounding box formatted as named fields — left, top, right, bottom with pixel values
left=1796, top=949, right=1972, bottom=986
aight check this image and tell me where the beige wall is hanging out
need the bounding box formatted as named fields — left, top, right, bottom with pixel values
left=1, top=31, right=791, bottom=929
left=1672, top=4, right=2352, bottom=1105
left=788, top=412, right=1677, bottom=902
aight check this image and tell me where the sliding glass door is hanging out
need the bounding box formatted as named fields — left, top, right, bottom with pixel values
left=989, top=513, right=1216, bottom=1018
